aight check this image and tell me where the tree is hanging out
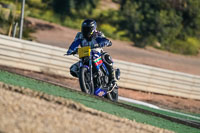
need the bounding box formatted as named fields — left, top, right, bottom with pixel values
left=120, top=0, right=184, bottom=47
left=179, top=0, right=200, bottom=38
left=52, top=0, right=99, bottom=17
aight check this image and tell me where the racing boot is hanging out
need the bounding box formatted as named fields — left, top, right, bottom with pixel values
left=115, top=68, right=120, bottom=80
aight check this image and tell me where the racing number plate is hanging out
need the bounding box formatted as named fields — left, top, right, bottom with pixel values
left=78, top=46, right=91, bottom=58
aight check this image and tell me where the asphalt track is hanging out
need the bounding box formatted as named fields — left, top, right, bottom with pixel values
left=3, top=69, right=200, bottom=130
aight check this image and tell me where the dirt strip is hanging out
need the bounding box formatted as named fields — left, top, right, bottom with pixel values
left=0, top=82, right=173, bottom=133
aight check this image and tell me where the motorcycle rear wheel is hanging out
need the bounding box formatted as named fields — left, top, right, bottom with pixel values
left=79, top=67, right=94, bottom=94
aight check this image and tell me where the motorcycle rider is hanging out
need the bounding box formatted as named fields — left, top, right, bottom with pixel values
left=66, top=19, right=116, bottom=86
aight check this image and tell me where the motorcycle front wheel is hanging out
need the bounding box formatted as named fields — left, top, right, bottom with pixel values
left=79, top=67, right=94, bottom=94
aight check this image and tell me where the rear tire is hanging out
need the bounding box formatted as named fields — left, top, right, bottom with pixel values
left=79, top=67, right=94, bottom=94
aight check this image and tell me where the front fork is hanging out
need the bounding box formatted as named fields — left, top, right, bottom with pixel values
left=89, top=55, right=93, bottom=87
left=89, top=56, right=95, bottom=94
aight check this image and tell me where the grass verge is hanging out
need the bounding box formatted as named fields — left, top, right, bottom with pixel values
left=0, top=69, right=199, bottom=133
left=121, top=101, right=200, bottom=123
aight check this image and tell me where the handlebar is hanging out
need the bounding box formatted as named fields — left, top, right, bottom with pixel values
left=64, top=53, right=79, bottom=58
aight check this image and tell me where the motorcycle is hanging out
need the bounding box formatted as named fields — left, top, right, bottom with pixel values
left=66, top=46, right=120, bottom=102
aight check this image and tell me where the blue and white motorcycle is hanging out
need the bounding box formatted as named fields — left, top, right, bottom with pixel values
left=65, top=40, right=120, bottom=101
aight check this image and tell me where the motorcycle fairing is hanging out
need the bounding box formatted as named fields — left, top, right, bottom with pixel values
left=92, top=51, right=109, bottom=75
left=94, top=57, right=103, bottom=68
left=94, top=88, right=106, bottom=96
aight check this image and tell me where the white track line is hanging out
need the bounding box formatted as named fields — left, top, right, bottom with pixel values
left=118, top=96, right=200, bottom=121
left=119, top=96, right=160, bottom=109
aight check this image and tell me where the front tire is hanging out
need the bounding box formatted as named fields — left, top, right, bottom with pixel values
left=79, top=67, right=94, bottom=94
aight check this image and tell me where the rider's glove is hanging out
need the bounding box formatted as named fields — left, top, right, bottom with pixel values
left=66, top=49, right=77, bottom=55
left=66, top=49, right=73, bottom=55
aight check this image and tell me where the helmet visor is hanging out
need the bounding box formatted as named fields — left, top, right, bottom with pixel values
left=82, top=26, right=93, bottom=39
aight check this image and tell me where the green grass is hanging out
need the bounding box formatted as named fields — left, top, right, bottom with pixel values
left=121, top=101, right=200, bottom=123
left=0, top=69, right=199, bottom=133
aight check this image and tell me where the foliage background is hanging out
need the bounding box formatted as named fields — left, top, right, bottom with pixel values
left=0, top=0, right=200, bottom=55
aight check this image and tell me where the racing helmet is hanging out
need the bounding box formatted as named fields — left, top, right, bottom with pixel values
left=81, top=19, right=97, bottom=41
